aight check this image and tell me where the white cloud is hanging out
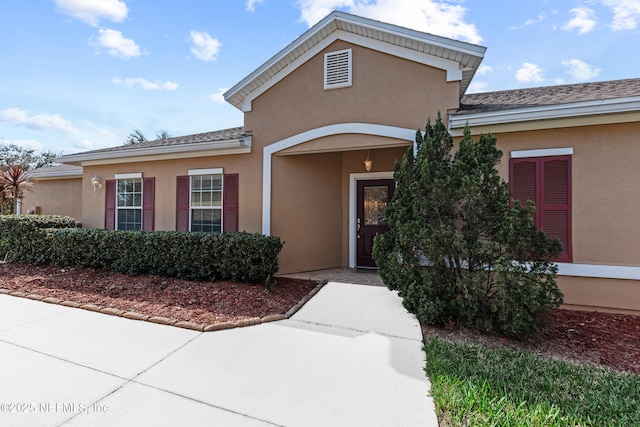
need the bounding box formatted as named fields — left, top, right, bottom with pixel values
left=189, top=30, right=222, bottom=62
left=516, top=63, right=544, bottom=83
left=476, top=65, right=493, bottom=76
left=561, top=59, right=601, bottom=81
left=602, top=0, right=640, bottom=30
left=90, top=29, right=141, bottom=58
left=467, top=81, right=489, bottom=93
left=209, top=88, right=229, bottom=103
left=95, top=128, right=120, bottom=141
left=296, top=0, right=483, bottom=44
left=1, top=139, right=45, bottom=152
left=0, top=108, right=78, bottom=134
left=562, top=7, right=597, bottom=34
left=510, top=13, right=547, bottom=30
left=75, top=139, right=94, bottom=149
left=54, top=0, right=128, bottom=26
left=112, top=77, right=179, bottom=91
left=246, top=0, right=264, bottom=12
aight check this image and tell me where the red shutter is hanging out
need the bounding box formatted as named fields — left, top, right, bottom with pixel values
left=223, top=173, right=239, bottom=232
left=542, top=156, right=571, bottom=262
left=142, top=177, right=155, bottom=231
left=176, top=175, right=189, bottom=231
left=510, top=156, right=572, bottom=262
left=105, top=179, right=116, bottom=230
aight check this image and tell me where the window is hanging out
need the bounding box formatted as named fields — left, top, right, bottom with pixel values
left=117, top=178, right=142, bottom=230
left=176, top=170, right=238, bottom=233
left=510, top=155, right=572, bottom=262
left=190, top=174, right=223, bottom=232
left=324, top=48, right=352, bottom=89
left=105, top=174, right=155, bottom=231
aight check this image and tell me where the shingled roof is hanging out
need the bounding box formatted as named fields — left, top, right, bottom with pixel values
left=56, top=126, right=248, bottom=166
left=457, top=78, right=640, bottom=114
left=81, top=127, right=245, bottom=155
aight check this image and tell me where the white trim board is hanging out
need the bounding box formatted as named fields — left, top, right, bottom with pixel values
left=511, top=148, right=573, bottom=158
left=261, top=123, right=414, bottom=235
left=557, top=263, right=640, bottom=281
left=348, top=172, right=394, bottom=268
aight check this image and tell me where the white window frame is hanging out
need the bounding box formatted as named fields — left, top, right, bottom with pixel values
left=114, top=173, right=143, bottom=231
left=188, top=168, right=224, bottom=232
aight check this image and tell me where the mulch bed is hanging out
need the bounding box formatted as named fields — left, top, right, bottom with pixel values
left=422, top=308, right=640, bottom=374
left=0, top=262, right=318, bottom=326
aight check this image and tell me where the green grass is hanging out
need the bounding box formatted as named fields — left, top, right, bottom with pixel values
left=424, top=338, right=640, bottom=426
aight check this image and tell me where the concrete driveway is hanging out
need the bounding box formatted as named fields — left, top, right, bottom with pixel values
left=0, top=282, right=437, bottom=426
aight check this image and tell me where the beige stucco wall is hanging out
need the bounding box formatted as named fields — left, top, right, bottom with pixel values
left=247, top=40, right=458, bottom=274
left=489, top=121, right=640, bottom=266
left=558, top=276, right=640, bottom=314
left=244, top=40, right=459, bottom=146
left=22, top=178, right=82, bottom=221
left=81, top=154, right=262, bottom=232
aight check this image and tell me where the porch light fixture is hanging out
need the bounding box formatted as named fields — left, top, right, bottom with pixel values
left=90, top=175, right=103, bottom=191
left=364, top=150, right=373, bottom=172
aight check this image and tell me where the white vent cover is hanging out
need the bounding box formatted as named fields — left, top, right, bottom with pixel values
left=324, top=49, right=352, bottom=89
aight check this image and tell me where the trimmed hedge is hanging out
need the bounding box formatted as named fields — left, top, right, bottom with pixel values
left=0, top=215, right=81, bottom=263
left=1, top=215, right=283, bottom=285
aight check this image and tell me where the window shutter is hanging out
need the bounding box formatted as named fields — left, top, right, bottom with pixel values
left=510, top=159, right=539, bottom=223
left=223, top=173, right=238, bottom=232
left=542, top=157, right=571, bottom=262
left=142, top=177, right=155, bottom=231
left=324, top=49, right=352, bottom=89
left=176, top=175, right=189, bottom=231
left=105, top=179, right=116, bottom=230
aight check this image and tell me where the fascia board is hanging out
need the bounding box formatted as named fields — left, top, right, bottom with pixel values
left=449, top=96, right=640, bottom=130
left=57, top=139, right=250, bottom=166
left=31, top=169, right=83, bottom=180
left=237, top=30, right=464, bottom=112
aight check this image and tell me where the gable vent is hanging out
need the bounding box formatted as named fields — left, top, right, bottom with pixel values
left=324, top=49, right=352, bottom=90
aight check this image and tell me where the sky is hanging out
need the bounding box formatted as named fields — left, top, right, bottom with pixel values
left=1, top=0, right=639, bottom=156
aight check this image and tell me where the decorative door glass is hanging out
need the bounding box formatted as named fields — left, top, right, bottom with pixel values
left=363, top=186, right=388, bottom=225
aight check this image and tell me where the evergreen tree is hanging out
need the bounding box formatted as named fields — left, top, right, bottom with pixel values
left=373, top=114, right=563, bottom=337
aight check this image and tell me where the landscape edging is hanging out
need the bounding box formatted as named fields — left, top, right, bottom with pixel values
left=0, top=281, right=325, bottom=332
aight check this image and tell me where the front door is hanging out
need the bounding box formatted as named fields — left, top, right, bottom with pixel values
left=356, top=179, right=395, bottom=268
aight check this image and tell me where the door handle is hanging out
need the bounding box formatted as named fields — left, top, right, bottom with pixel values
left=356, top=217, right=361, bottom=231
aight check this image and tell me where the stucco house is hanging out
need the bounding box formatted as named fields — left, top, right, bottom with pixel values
left=24, top=11, right=640, bottom=314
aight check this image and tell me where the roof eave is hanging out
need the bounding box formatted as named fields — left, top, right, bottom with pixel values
left=57, top=136, right=252, bottom=166
left=449, top=96, right=640, bottom=132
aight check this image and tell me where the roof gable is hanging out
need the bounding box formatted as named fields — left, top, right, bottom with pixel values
left=224, top=10, right=486, bottom=112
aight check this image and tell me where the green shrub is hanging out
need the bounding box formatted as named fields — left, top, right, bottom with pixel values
left=1, top=215, right=283, bottom=285
left=0, top=215, right=80, bottom=262
left=373, top=115, right=563, bottom=338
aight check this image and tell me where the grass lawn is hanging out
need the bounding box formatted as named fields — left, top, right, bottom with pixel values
left=424, top=338, right=640, bottom=426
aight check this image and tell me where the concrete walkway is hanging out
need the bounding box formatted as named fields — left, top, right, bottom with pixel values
left=0, top=282, right=437, bottom=427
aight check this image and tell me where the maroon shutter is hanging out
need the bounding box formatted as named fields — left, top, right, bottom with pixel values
left=176, top=175, right=190, bottom=231
left=542, top=156, right=571, bottom=262
left=105, top=179, right=116, bottom=230
left=142, top=177, right=155, bottom=231
left=223, top=173, right=239, bottom=232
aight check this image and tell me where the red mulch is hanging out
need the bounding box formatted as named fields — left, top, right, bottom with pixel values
left=0, top=262, right=318, bottom=325
left=422, top=307, right=640, bottom=375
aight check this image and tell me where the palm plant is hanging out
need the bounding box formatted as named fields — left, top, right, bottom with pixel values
left=0, top=165, right=34, bottom=214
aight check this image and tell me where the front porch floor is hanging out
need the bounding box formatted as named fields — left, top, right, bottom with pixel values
left=279, top=267, right=384, bottom=286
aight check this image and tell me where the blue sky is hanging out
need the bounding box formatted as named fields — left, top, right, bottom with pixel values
left=1, top=0, right=639, bottom=156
